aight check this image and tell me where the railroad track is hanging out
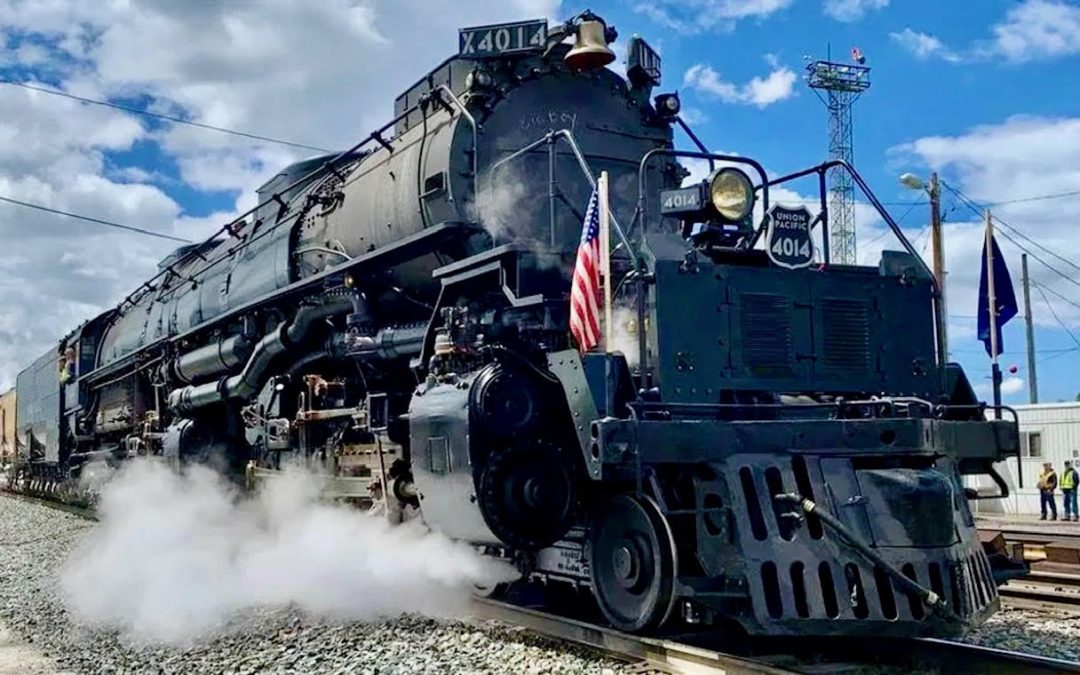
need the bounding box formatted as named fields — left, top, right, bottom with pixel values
left=473, top=597, right=1080, bottom=674
left=999, top=569, right=1080, bottom=611
left=6, top=492, right=1079, bottom=674
left=988, top=527, right=1080, bottom=548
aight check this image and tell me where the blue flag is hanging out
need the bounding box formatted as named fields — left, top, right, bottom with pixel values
left=977, top=233, right=1018, bottom=357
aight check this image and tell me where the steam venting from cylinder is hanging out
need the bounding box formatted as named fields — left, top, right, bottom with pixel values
left=60, top=459, right=518, bottom=645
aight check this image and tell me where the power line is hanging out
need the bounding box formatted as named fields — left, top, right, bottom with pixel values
left=985, top=188, right=1080, bottom=207
left=1032, top=281, right=1080, bottom=313
left=0, top=194, right=192, bottom=243
left=951, top=347, right=1077, bottom=355
left=862, top=198, right=925, bottom=248
left=941, top=181, right=1080, bottom=276
left=0, top=78, right=332, bottom=154
left=1033, top=283, right=1080, bottom=350
left=940, top=181, right=1080, bottom=292
left=1037, top=348, right=1080, bottom=365
left=782, top=186, right=1080, bottom=210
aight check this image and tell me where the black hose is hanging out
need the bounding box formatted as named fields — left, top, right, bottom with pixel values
left=773, top=493, right=958, bottom=622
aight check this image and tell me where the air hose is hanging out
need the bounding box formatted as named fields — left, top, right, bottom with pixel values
left=773, top=493, right=959, bottom=622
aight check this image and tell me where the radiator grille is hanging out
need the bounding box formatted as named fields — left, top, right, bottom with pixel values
left=822, top=298, right=871, bottom=372
left=739, top=293, right=792, bottom=377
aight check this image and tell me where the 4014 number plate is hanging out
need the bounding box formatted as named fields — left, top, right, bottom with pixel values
left=766, top=204, right=816, bottom=270
left=459, top=20, right=547, bottom=58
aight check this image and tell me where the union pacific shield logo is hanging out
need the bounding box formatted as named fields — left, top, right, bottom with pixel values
left=765, top=204, right=814, bottom=270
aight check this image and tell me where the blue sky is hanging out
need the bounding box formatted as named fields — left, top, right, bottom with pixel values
left=0, top=0, right=1077, bottom=405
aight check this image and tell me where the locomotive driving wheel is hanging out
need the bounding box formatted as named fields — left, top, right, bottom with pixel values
left=588, top=494, right=677, bottom=632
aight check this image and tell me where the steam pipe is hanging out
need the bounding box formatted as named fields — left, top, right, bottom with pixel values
left=330, top=324, right=428, bottom=361
left=168, top=298, right=351, bottom=415
left=173, top=334, right=255, bottom=384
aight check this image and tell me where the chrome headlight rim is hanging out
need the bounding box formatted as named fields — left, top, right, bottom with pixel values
left=708, top=168, right=755, bottom=222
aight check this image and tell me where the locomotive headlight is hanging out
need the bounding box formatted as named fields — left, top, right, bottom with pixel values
left=708, top=168, right=754, bottom=222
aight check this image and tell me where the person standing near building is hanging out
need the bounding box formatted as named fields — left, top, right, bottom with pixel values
left=1062, top=460, right=1078, bottom=522
left=1038, top=462, right=1058, bottom=521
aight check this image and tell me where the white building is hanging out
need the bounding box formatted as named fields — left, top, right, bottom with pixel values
left=970, top=401, right=1080, bottom=516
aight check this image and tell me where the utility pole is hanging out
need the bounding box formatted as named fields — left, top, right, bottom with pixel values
left=1021, top=253, right=1039, bottom=403
left=928, top=172, right=947, bottom=359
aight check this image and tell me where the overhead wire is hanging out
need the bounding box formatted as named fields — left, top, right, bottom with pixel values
left=1033, top=283, right=1080, bottom=350
left=1032, top=281, right=1080, bottom=313
left=0, top=194, right=192, bottom=243
left=861, top=198, right=925, bottom=248
left=940, top=181, right=1080, bottom=279
left=0, top=78, right=333, bottom=153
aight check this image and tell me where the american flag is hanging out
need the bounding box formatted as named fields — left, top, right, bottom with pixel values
left=570, top=187, right=602, bottom=353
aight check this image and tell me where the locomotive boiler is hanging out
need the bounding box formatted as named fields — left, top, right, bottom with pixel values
left=10, top=10, right=1022, bottom=639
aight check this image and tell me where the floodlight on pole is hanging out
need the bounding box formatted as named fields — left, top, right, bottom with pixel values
left=806, top=52, right=871, bottom=265
left=899, top=173, right=926, bottom=192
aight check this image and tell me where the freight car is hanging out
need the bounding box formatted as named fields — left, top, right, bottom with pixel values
left=8, top=10, right=1021, bottom=639
left=0, top=388, right=14, bottom=468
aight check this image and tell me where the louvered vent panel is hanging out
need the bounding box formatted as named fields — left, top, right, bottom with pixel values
left=822, top=298, right=871, bottom=371
left=740, top=293, right=793, bottom=378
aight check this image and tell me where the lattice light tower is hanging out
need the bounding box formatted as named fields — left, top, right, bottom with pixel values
left=806, top=54, right=871, bottom=265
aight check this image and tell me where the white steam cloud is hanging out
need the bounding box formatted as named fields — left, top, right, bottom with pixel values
left=609, top=305, right=642, bottom=369
left=60, top=460, right=516, bottom=646
left=476, top=166, right=530, bottom=244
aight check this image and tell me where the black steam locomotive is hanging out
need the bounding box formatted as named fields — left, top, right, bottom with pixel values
left=11, top=11, right=1020, bottom=638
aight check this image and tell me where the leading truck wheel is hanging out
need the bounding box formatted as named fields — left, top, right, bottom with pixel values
left=588, top=494, right=677, bottom=632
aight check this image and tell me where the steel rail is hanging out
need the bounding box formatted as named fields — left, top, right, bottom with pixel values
left=910, top=638, right=1080, bottom=674
left=985, top=527, right=1080, bottom=545
left=471, top=596, right=1080, bottom=674
left=470, top=598, right=795, bottom=674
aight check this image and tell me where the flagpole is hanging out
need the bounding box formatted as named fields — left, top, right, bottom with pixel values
left=599, top=171, right=613, bottom=351
left=985, top=208, right=1003, bottom=419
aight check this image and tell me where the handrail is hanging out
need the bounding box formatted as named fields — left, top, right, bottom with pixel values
left=112, top=98, right=432, bottom=316
left=435, top=85, right=479, bottom=206
left=762, top=160, right=937, bottom=290
left=487, top=129, right=634, bottom=258
left=673, top=116, right=713, bottom=174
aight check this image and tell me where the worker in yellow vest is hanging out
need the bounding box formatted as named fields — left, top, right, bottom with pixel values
left=1062, top=460, right=1078, bottom=522
left=1037, top=463, right=1058, bottom=521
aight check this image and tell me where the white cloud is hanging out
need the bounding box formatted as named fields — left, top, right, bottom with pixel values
left=680, top=107, right=710, bottom=126
left=892, top=1, right=1080, bottom=64
left=683, top=60, right=796, bottom=108
left=990, top=0, right=1080, bottom=62
left=0, top=0, right=564, bottom=390
left=743, top=68, right=798, bottom=107
left=633, top=0, right=792, bottom=34
left=823, top=0, right=888, bottom=23
left=889, top=28, right=961, bottom=62
left=975, top=375, right=1025, bottom=398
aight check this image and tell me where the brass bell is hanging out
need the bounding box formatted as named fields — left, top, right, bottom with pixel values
left=565, top=19, right=615, bottom=71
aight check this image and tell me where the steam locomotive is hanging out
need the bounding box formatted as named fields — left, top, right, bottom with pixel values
left=11, top=11, right=1021, bottom=638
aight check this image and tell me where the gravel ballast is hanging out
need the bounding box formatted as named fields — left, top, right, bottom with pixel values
left=1, top=492, right=1079, bottom=673
left=0, top=494, right=629, bottom=674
